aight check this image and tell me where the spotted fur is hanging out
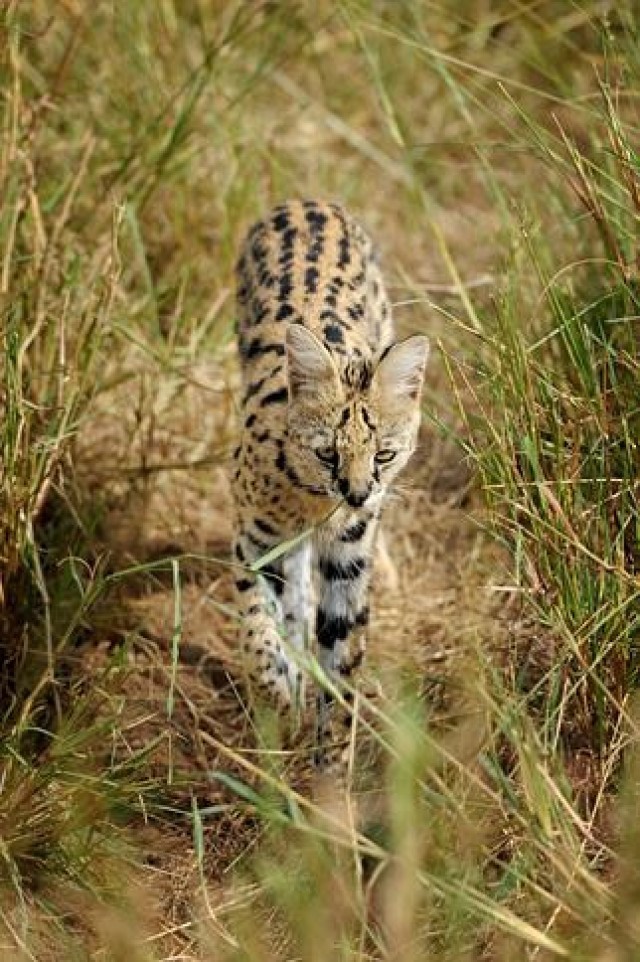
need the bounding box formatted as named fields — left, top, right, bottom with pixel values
left=232, top=200, right=429, bottom=768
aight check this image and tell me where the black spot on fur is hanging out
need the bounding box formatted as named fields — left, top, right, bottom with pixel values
left=282, top=227, right=297, bottom=250
left=247, top=531, right=271, bottom=553
left=338, top=233, right=350, bottom=269
left=261, top=562, right=284, bottom=596
left=251, top=238, right=268, bottom=264
left=236, top=578, right=253, bottom=592
left=243, top=375, right=267, bottom=402
left=356, top=606, right=370, bottom=627
left=306, top=209, right=328, bottom=231
left=324, top=323, right=344, bottom=344
left=243, top=338, right=286, bottom=361
left=317, top=610, right=353, bottom=648
left=340, top=519, right=368, bottom=542
left=243, top=363, right=283, bottom=404
left=250, top=300, right=269, bottom=324
left=319, top=556, right=367, bottom=581
left=285, top=464, right=302, bottom=486
left=361, top=407, right=376, bottom=431
left=305, top=266, right=319, bottom=293
left=276, top=302, right=295, bottom=321
left=307, top=236, right=323, bottom=263
left=278, top=273, right=294, bottom=302
left=273, top=211, right=290, bottom=231
left=260, top=386, right=288, bottom=407
left=255, top=517, right=277, bottom=536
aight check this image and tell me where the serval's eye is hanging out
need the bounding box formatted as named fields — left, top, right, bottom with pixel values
left=375, top=449, right=397, bottom=464
left=315, top=446, right=336, bottom=465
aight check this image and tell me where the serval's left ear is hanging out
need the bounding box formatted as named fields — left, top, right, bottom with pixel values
left=372, top=335, right=430, bottom=405
left=286, top=323, right=342, bottom=400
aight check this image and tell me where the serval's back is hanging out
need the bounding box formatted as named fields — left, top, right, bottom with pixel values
left=231, top=199, right=429, bottom=769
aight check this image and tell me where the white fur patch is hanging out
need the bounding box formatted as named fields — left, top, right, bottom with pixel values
left=282, top=539, right=313, bottom=652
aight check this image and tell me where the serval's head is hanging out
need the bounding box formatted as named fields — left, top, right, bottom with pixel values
left=284, top=324, right=429, bottom=508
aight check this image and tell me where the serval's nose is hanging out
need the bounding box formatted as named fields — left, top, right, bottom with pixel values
left=339, top=477, right=371, bottom=507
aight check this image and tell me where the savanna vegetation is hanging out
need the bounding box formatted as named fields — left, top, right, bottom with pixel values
left=1, top=2, right=638, bottom=959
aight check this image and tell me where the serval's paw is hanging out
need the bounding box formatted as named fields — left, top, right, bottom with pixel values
left=246, top=627, right=304, bottom=717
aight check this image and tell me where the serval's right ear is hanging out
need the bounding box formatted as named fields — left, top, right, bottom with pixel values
left=286, top=324, right=342, bottom=400
left=372, top=335, right=429, bottom=407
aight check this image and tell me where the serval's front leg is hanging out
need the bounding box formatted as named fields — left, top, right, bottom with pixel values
left=314, top=508, right=378, bottom=772
left=281, top=539, right=314, bottom=668
left=233, top=524, right=304, bottom=715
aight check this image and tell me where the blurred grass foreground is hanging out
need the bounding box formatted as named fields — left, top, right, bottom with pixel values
left=1, top=2, right=639, bottom=960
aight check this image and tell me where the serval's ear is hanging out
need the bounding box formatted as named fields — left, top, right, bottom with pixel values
left=372, top=335, right=429, bottom=406
left=286, top=324, right=342, bottom=399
